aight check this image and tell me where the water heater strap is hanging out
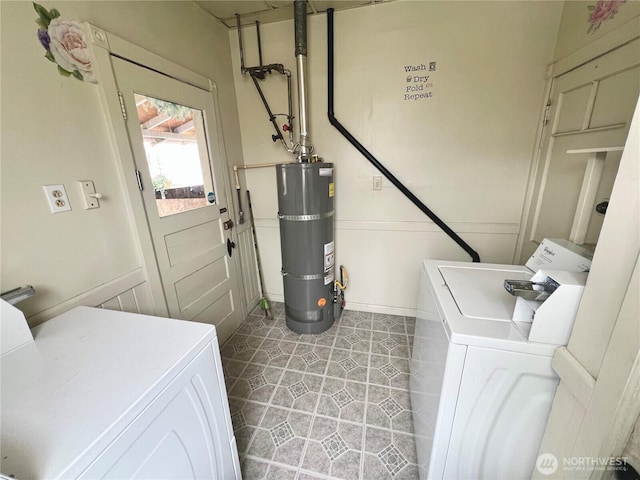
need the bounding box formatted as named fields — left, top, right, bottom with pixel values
left=281, top=270, right=324, bottom=280
left=278, top=210, right=335, bottom=221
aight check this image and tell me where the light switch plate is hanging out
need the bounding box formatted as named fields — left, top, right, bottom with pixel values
left=77, top=180, right=100, bottom=209
left=43, top=184, right=71, bottom=213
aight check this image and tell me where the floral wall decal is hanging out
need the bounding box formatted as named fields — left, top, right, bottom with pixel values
left=587, top=0, right=627, bottom=34
left=33, top=2, right=96, bottom=83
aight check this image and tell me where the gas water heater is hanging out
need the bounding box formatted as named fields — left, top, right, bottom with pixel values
left=277, top=162, right=337, bottom=333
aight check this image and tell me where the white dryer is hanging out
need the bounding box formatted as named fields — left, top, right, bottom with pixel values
left=1, top=306, right=241, bottom=479
left=410, top=240, right=591, bottom=480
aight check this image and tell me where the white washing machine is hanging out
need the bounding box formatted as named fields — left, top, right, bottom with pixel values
left=410, top=240, right=592, bottom=480
left=1, top=305, right=241, bottom=479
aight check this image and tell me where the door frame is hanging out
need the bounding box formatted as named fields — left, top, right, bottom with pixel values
left=514, top=16, right=640, bottom=263
left=85, top=23, right=246, bottom=320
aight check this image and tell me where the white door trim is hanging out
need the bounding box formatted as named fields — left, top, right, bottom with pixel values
left=85, top=23, right=245, bottom=320
left=86, top=24, right=211, bottom=91
left=551, top=17, right=640, bottom=78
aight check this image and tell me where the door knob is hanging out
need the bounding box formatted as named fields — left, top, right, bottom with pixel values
left=596, top=201, right=608, bottom=215
left=227, top=238, right=236, bottom=257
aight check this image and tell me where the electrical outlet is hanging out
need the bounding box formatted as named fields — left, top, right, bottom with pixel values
left=43, top=184, right=71, bottom=213
left=373, top=176, right=382, bottom=190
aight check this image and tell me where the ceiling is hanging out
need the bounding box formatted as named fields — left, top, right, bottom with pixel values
left=196, top=0, right=392, bottom=28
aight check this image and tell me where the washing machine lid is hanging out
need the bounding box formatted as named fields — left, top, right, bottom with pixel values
left=423, top=260, right=556, bottom=356
left=438, top=265, right=532, bottom=321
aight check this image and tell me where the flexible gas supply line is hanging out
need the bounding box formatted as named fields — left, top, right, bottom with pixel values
left=334, top=265, right=348, bottom=291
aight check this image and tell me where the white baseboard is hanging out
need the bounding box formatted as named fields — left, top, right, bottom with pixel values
left=343, top=301, right=416, bottom=318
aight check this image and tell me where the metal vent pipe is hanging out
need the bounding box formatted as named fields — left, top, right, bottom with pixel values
left=295, top=0, right=311, bottom=161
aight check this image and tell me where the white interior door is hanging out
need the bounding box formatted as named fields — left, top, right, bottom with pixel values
left=112, top=57, right=242, bottom=343
left=520, top=38, right=640, bottom=262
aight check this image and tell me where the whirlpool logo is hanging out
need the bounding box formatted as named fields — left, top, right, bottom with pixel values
left=536, top=453, right=559, bottom=475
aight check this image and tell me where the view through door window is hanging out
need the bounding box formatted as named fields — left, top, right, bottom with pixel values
left=135, top=94, right=216, bottom=217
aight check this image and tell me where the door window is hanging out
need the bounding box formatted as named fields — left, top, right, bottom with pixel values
left=135, top=94, right=216, bottom=218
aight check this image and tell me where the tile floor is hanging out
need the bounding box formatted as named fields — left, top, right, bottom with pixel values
left=220, top=302, right=419, bottom=480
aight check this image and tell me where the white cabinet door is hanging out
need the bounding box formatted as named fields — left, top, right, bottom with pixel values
left=80, top=344, right=239, bottom=479
left=520, top=38, right=640, bottom=261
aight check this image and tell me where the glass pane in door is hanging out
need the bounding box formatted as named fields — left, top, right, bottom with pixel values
left=135, top=94, right=216, bottom=217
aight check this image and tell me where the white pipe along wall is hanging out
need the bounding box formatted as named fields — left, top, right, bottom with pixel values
left=230, top=0, right=563, bottom=316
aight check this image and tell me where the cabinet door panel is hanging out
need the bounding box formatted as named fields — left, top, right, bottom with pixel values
left=520, top=39, right=640, bottom=260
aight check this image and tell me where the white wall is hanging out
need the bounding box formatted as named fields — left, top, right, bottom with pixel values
left=230, top=0, right=562, bottom=314
left=0, top=1, right=243, bottom=324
